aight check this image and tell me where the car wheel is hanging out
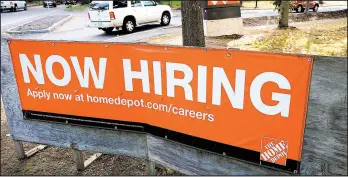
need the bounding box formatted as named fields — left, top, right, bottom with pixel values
left=296, top=5, right=303, bottom=13
left=123, top=18, right=135, bottom=33
left=102, top=27, right=114, bottom=34
left=24, top=4, right=27, bottom=10
left=161, top=12, right=171, bottom=26
left=313, top=4, right=319, bottom=12
left=14, top=5, right=18, bottom=12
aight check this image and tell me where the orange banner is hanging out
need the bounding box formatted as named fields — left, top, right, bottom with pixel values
left=9, top=40, right=313, bottom=166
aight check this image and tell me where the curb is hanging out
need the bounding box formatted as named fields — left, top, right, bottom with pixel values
left=6, top=15, right=73, bottom=34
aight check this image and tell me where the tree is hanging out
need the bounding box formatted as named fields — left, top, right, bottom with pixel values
left=278, top=0, right=289, bottom=28
left=181, top=1, right=205, bottom=47
left=255, top=0, right=258, bottom=8
left=305, top=0, right=310, bottom=14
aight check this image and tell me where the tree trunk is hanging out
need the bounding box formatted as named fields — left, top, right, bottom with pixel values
left=181, top=1, right=205, bottom=47
left=305, top=0, right=310, bottom=14
left=255, top=0, right=258, bottom=8
left=278, top=0, right=289, bottom=28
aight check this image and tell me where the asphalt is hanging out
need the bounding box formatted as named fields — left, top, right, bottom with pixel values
left=1, top=5, right=65, bottom=32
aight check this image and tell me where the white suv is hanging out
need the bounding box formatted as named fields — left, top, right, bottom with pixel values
left=87, top=0, right=172, bottom=34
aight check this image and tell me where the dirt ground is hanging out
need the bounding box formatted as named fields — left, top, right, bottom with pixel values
left=0, top=98, right=182, bottom=176
left=139, top=18, right=347, bottom=57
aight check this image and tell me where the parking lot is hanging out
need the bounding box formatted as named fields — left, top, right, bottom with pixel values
left=2, top=3, right=346, bottom=43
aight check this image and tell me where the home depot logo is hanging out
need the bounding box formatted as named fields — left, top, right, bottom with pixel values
left=208, top=0, right=240, bottom=6
left=260, top=137, right=288, bottom=166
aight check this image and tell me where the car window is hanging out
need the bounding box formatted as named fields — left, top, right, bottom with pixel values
left=90, top=1, right=110, bottom=11
left=131, top=0, right=142, bottom=7
left=113, top=0, right=127, bottom=9
left=143, top=1, right=155, bottom=7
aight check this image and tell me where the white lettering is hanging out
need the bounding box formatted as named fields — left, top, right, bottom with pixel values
left=19, top=54, right=45, bottom=84
left=250, top=72, right=291, bottom=117
left=70, top=56, right=107, bottom=89
left=46, top=55, right=71, bottom=86
left=123, top=59, right=150, bottom=93
left=153, top=61, right=162, bottom=95
left=212, top=68, right=245, bottom=109
left=166, top=62, right=193, bottom=101
left=197, top=65, right=207, bottom=103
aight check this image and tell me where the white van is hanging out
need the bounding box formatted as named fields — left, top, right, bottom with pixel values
left=1, top=1, right=27, bottom=12
left=87, top=0, right=172, bottom=34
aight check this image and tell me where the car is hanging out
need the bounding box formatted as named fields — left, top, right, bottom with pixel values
left=64, top=0, right=76, bottom=5
left=87, top=0, right=172, bottom=34
left=291, top=0, right=319, bottom=13
left=0, top=1, right=27, bottom=12
left=43, top=1, right=57, bottom=8
left=56, top=0, right=63, bottom=5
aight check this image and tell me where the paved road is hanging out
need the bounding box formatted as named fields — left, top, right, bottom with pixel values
left=7, top=7, right=182, bottom=42
left=1, top=4, right=346, bottom=43
left=1, top=5, right=66, bottom=31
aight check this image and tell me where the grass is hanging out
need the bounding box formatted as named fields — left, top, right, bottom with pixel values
left=137, top=18, right=347, bottom=57
left=249, top=19, right=347, bottom=57
left=65, top=4, right=89, bottom=11
left=160, top=1, right=181, bottom=8
left=242, top=1, right=276, bottom=9
left=27, top=1, right=43, bottom=7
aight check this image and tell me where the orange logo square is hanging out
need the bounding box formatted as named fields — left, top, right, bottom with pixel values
left=260, top=137, right=288, bottom=166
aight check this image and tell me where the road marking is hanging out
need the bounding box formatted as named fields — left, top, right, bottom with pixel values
left=1, top=9, right=61, bottom=27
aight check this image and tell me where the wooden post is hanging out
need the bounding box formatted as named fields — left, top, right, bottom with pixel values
left=147, top=159, right=156, bottom=175
left=25, top=145, right=47, bottom=157
left=73, top=149, right=84, bottom=171
left=13, top=140, right=25, bottom=159
left=84, top=153, right=102, bottom=168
